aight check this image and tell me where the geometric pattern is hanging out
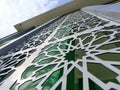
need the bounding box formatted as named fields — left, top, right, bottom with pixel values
left=0, top=10, right=120, bottom=90
left=0, top=15, right=67, bottom=83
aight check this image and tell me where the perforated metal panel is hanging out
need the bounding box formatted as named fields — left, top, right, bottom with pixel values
left=0, top=10, right=120, bottom=90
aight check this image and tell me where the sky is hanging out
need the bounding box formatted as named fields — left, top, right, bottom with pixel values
left=0, top=0, right=72, bottom=39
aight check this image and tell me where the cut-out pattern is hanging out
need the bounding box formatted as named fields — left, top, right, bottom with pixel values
left=0, top=10, right=120, bottom=90
left=0, top=16, right=67, bottom=83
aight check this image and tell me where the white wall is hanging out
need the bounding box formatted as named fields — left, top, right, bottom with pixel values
left=82, top=3, right=120, bottom=23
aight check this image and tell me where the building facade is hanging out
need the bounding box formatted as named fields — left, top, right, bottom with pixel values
left=0, top=2, right=120, bottom=90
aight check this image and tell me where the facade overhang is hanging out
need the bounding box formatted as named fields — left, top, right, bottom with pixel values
left=14, top=0, right=116, bottom=31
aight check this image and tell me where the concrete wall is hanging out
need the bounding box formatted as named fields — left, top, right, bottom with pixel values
left=14, top=0, right=113, bottom=31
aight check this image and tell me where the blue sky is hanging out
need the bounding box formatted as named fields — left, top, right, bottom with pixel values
left=0, top=0, right=72, bottom=39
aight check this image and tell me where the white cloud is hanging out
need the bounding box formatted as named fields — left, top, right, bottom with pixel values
left=0, top=0, right=70, bottom=38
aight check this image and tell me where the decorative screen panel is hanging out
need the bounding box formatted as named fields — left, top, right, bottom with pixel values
left=0, top=10, right=120, bottom=90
